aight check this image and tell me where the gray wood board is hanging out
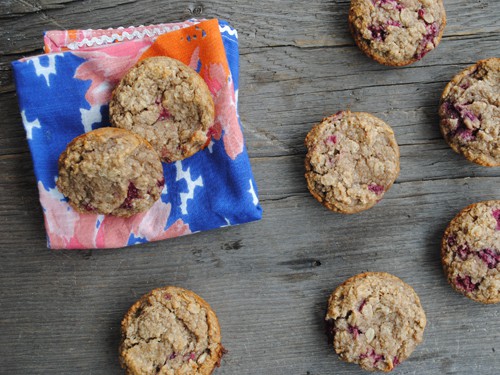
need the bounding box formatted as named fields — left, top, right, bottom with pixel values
left=0, top=0, right=499, bottom=374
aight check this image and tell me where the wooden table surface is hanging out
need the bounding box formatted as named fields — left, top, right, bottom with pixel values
left=1, top=1, right=499, bottom=374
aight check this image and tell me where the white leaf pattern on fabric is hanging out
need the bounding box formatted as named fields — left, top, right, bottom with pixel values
left=31, top=53, right=64, bottom=86
left=80, top=105, right=102, bottom=133
left=161, top=183, right=168, bottom=195
left=175, top=161, right=204, bottom=215
left=21, top=110, right=41, bottom=140
left=248, top=179, right=258, bottom=206
left=207, top=139, right=214, bottom=153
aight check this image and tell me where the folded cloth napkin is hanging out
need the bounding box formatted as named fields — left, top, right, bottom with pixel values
left=12, top=19, right=262, bottom=249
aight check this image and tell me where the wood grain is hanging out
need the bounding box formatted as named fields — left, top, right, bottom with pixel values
left=0, top=1, right=499, bottom=374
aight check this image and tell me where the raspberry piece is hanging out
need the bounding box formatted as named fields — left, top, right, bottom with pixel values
left=492, top=209, right=500, bottom=230
left=386, top=20, right=401, bottom=27
left=477, top=248, right=499, bottom=269
left=361, top=349, right=385, bottom=364
left=456, top=244, right=470, bottom=260
left=158, top=106, right=171, bottom=121
left=326, top=135, right=337, bottom=144
left=414, top=22, right=439, bottom=60
left=442, top=101, right=460, bottom=119
left=368, top=25, right=387, bottom=41
left=447, top=235, right=457, bottom=247
left=155, top=95, right=172, bottom=121
left=368, top=184, right=385, bottom=195
left=348, top=325, right=361, bottom=339
left=120, top=182, right=140, bottom=209
left=442, top=101, right=478, bottom=141
left=455, top=275, right=479, bottom=292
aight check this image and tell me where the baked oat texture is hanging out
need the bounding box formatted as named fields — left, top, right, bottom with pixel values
left=439, top=57, right=500, bottom=166
left=325, top=272, right=427, bottom=372
left=349, top=0, right=446, bottom=66
left=304, top=111, right=400, bottom=214
left=56, top=127, right=164, bottom=218
left=441, top=200, right=500, bottom=304
left=120, top=286, right=224, bottom=375
left=110, top=56, right=215, bottom=162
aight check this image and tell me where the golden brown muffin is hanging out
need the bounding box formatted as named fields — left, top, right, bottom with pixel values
left=305, top=111, right=400, bottom=214
left=439, top=58, right=500, bottom=166
left=110, top=57, right=215, bottom=162
left=349, top=0, right=446, bottom=66
left=325, top=272, right=427, bottom=372
left=120, top=286, right=224, bottom=375
left=57, top=127, right=164, bottom=217
left=442, top=201, right=500, bottom=304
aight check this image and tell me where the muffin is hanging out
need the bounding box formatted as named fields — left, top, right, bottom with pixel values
left=442, top=200, right=500, bottom=303
left=56, top=127, right=164, bottom=217
left=325, top=272, right=427, bottom=371
left=349, top=0, right=446, bottom=66
left=120, top=286, right=224, bottom=375
left=305, top=111, right=400, bottom=213
left=110, top=57, right=215, bottom=162
left=439, top=57, right=500, bottom=166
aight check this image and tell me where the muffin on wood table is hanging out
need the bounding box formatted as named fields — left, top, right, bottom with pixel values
left=120, top=286, right=224, bottom=375
left=442, top=200, right=500, bottom=304
left=325, top=272, right=427, bottom=372
left=305, top=111, right=400, bottom=214
left=439, top=57, right=500, bottom=166
left=110, top=57, right=215, bottom=163
left=56, top=127, right=164, bottom=217
left=349, top=0, right=446, bottom=66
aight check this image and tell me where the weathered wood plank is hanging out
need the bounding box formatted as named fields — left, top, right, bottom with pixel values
left=1, top=178, right=499, bottom=374
left=0, top=0, right=499, bottom=374
left=239, top=35, right=499, bottom=156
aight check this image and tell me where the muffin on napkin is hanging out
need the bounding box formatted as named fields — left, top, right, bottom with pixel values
left=12, top=19, right=262, bottom=249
